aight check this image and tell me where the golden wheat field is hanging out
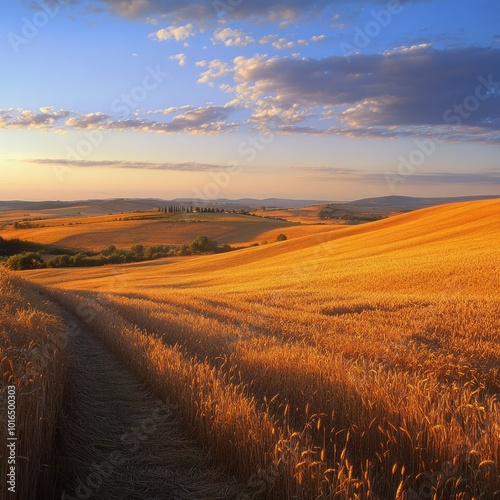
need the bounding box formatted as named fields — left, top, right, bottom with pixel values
left=3, top=198, right=500, bottom=499
left=0, top=271, right=67, bottom=499
left=252, top=205, right=328, bottom=224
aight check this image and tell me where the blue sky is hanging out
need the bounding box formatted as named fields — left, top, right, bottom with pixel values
left=1, top=0, right=500, bottom=201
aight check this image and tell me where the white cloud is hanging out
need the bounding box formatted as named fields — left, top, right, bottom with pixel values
left=212, top=27, right=255, bottom=47
left=259, top=35, right=295, bottom=50
left=0, top=105, right=238, bottom=135
left=149, top=23, right=195, bottom=42
left=169, top=53, right=187, bottom=66
left=147, top=105, right=194, bottom=115
left=259, top=34, right=278, bottom=45
left=197, top=59, right=232, bottom=84
left=65, top=112, right=110, bottom=128
left=272, top=37, right=295, bottom=50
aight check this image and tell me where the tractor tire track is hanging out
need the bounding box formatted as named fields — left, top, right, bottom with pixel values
left=57, top=308, right=244, bottom=500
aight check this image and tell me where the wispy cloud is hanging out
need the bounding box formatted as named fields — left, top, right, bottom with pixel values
left=294, top=166, right=500, bottom=185
left=79, top=0, right=333, bottom=21
left=24, top=158, right=231, bottom=171
left=86, top=0, right=427, bottom=22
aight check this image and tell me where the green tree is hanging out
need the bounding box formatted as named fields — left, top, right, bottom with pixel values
left=102, top=245, right=117, bottom=256
left=47, top=254, right=71, bottom=267
left=6, top=252, right=44, bottom=270
left=189, top=236, right=218, bottom=253
left=70, top=252, right=88, bottom=266
left=177, top=244, right=190, bottom=256
left=130, top=244, right=144, bottom=257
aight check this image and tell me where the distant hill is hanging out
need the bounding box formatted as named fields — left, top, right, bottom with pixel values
left=173, top=198, right=333, bottom=209
left=0, top=199, right=165, bottom=214
left=0, top=197, right=333, bottom=213
left=350, top=195, right=499, bottom=211
left=1, top=195, right=498, bottom=216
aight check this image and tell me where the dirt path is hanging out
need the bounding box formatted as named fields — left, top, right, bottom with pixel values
left=57, top=308, right=243, bottom=500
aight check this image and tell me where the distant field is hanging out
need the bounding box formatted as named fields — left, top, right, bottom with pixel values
left=13, top=199, right=500, bottom=498
left=0, top=199, right=163, bottom=221
left=0, top=211, right=323, bottom=250
left=26, top=199, right=500, bottom=295
left=253, top=205, right=330, bottom=223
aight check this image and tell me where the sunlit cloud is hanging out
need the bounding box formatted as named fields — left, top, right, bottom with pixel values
left=0, top=105, right=238, bottom=134
left=149, top=23, right=195, bottom=42
left=294, top=166, right=500, bottom=185
left=169, top=53, right=187, bottom=66
left=212, top=27, right=255, bottom=47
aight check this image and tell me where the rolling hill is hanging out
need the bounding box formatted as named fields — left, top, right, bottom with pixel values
left=24, top=198, right=500, bottom=297
left=350, top=194, right=499, bottom=210
left=10, top=198, right=500, bottom=499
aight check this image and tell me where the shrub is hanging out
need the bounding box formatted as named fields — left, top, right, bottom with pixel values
left=47, top=254, right=71, bottom=268
left=5, top=252, right=45, bottom=270
left=276, top=233, right=287, bottom=241
left=190, top=236, right=218, bottom=254
left=102, top=244, right=117, bottom=256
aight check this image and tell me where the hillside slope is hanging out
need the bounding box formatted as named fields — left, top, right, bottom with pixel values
left=20, top=199, right=500, bottom=499
left=24, top=198, right=500, bottom=298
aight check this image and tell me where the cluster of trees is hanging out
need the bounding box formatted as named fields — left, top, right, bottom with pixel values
left=319, top=207, right=385, bottom=222
left=194, top=207, right=226, bottom=213
left=159, top=205, right=228, bottom=214
left=2, top=236, right=232, bottom=271
left=13, top=221, right=44, bottom=229
left=160, top=205, right=193, bottom=214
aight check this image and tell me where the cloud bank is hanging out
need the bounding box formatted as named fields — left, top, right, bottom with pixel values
left=3, top=47, right=499, bottom=143
left=0, top=105, right=238, bottom=134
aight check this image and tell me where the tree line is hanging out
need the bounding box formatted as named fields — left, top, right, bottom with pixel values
left=159, top=206, right=233, bottom=214
left=1, top=236, right=232, bottom=271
